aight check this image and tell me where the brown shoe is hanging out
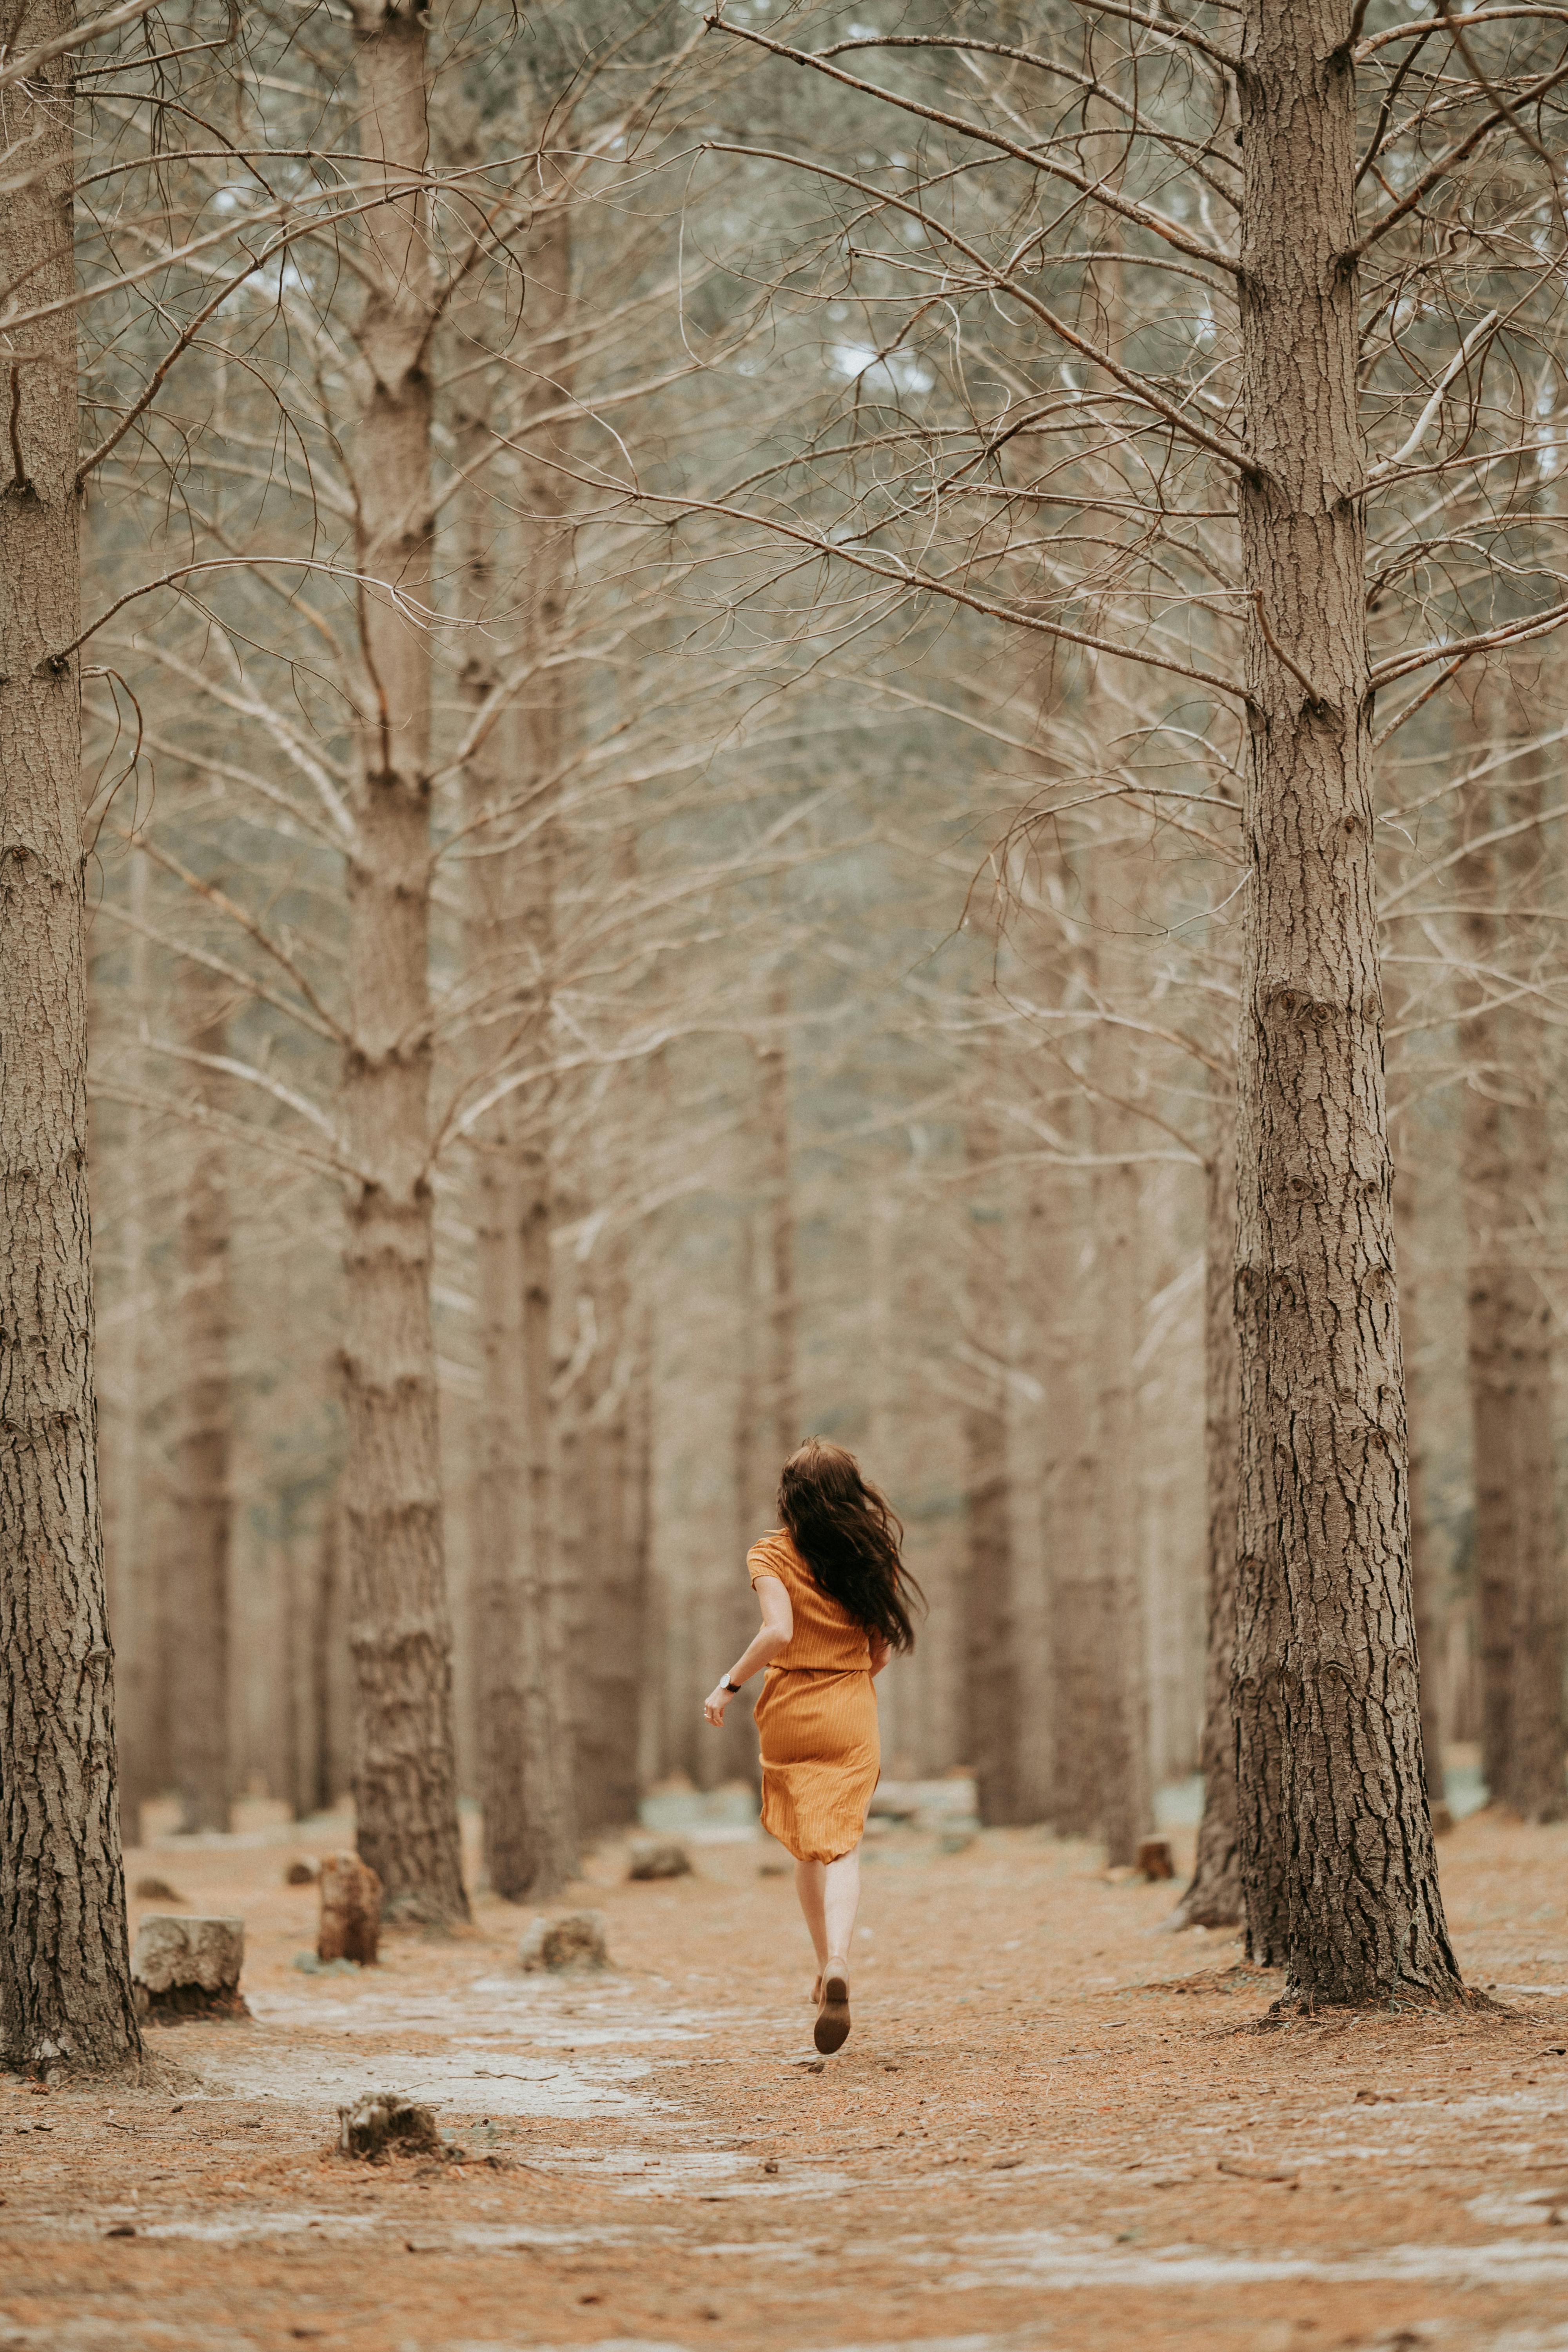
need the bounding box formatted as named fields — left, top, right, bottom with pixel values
left=814, top=1960, right=850, bottom=2054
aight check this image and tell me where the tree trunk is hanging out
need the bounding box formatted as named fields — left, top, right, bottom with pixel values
left=630, top=1300, right=661, bottom=1796
left=1392, top=1152, right=1450, bottom=1828
left=1009, top=1147, right=1056, bottom=1824
left=555, top=1269, right=586, bottom=1820
left=1499, top=1065, right=1564, bottom=1821
left=1493, top=721, right=1563, bottom=1821
left=715, top=1181, right=759, bottom=1783
left=1457, top=755, right=1515, bottom=1806
left=1092, top=1122, right=1154, bottom=1869
left=0, top=0, right=142, bottom=2072
left=1176, top=1086, right=1243, bottom=1927
left=1049, top=1150, right=1102, bottom=1839
left=310, top=1499, right=341, bottom=1816
left=761, top=972, right=799, bottom=1463
left=1457, top=685, right=1564, bottom=1822
left=1232, top=0, right=1460, bottom=2004
left=97, top=852, right=162, bottom=1844
left=169, top=962, right=232, bottom=1833
left=341, top=0, right=467, bottom=1924
left=518, top=1054, right=576, bottom=1889
left=964, top=1084, right=1019, bottom=1825
left=455, top=369, right=534, bottom=1897
left=578, top=1214, right=643, bottom=1831
left=281, top=1538, right=305, bottom=1821
left=508, top=198, right=580, bottom=1891
left=865, top=1189, right=917, bottom=1776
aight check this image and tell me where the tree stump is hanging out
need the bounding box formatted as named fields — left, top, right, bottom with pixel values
left=1136, top=1837, right=1176, bottom=1882
left=627, top=1837, right=691, bottom=1881
left=519, top=1910, right=609, bottom=1971
left=337, top=2093, right=440, bottom=2160
left=318, top=1852, right=381, bottom=1965
left=132, top=1916, right=249, bottom=2023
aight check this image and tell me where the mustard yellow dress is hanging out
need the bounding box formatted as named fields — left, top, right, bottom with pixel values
left=747, top=1529, right=879, bottom=1865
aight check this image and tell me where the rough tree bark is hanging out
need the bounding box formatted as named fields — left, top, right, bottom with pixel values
left=1231, top=0, right=1461, bottom=2004
left=0, top=0, right=142, bottom=2071
left=340, top=0, right=467, bottom=1924
left=1174, top=1083, right=1243, bottom=1927
left=169, top=962, right=232, bottom=1833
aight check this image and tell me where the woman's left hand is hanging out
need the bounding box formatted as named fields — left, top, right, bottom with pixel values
left=703, top=1682, right=731, bottom=1728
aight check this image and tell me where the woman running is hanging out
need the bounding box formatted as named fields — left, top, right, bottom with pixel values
left=703, top=1439, right=922, bottom=2054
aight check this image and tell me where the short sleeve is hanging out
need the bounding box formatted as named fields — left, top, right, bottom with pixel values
left=748, top=1532, right=793, bottom=1588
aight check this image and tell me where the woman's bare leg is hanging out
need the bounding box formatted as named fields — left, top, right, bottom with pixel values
left=795, top=1845, right=863, bottom=2000
left=822, top=1846, right=861, bottom=1965
left=794, top=1859, right=828, bottom=1974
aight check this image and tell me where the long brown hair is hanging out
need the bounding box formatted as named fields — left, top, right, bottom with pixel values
left=777, top=1439, right=923, bottom=1653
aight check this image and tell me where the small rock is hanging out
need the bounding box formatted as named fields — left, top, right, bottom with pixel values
left=132, top=1916, right=248, bottom=2024
left=1136, top=1838, right=1176, bottom=1883
left=519, top=1911, right=609, bottom=1972
left=936, top=1823, right=978, bottom=1855
left=133, top=1876, right=185, bottom=1903
left=285, top=1859, right=318, bottom=1887
left=105, top=2222, right=137, bottom=2238
left=757, top=1858, right=790, bottom=1878
left=761, top=2156, right=779, bottom=2174
left=337, top=2093, right=441, bottom=2161
left=318, top=1853, right=381, bottom=1966
left=628, top=1837, right=692, bottom=1881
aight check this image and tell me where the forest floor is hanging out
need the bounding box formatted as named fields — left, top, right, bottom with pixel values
left=2, top=1793, right=1566, bottom=2352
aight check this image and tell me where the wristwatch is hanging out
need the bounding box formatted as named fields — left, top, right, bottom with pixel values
left=719, top=1676, right=740, bottom=1693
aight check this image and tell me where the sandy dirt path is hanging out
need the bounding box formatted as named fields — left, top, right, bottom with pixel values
left=2, top=1805, right=1566, bottom=2352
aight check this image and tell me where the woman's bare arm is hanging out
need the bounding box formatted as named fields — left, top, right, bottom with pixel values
left=869, top=1635, right=891, bottom=1677
left=703, top=1575, right=793, bottom=1726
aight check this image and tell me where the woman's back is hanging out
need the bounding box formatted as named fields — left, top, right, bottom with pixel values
left=747, top=1530, right=871, bottom=1672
